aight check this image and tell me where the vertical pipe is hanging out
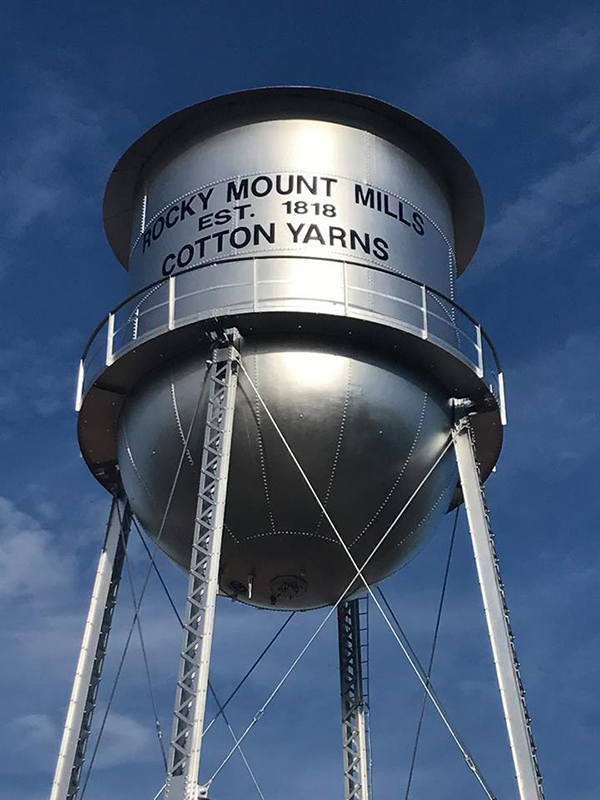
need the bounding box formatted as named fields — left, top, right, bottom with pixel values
left=453, top=421, right=543, bottom=800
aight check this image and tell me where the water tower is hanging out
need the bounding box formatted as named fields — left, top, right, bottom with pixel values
left=50, top=88, right=543, bottom=800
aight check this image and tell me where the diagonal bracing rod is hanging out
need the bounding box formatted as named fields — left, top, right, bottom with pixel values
left=165, top=343, right=240, bottom=800
left=50, top=493, right=132, bottom=800
left=338, top=597, right=371, bottom=800
left=452, top=418, right=544, bottom=800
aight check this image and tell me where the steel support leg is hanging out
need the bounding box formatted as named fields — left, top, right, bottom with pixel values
left=453, top=419, right=544, bottom=800
left=165, top=344, right=240, bottom=800
left=50, top=494, right=132, bottom=800
left=338, top=597, right=371, bottom=800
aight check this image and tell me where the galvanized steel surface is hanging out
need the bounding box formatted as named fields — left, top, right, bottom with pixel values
left=117, top=338, right=456, bottom=610
left=127, top=118, right=456, bottom=298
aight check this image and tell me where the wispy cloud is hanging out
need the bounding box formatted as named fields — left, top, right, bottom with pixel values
left=0, top=64, right=135, bottom=277
left=416, top=12, right=600, bottom=126
left=476, top=138, right=600, bottom=268
left=0, top=496, right=73, bottom=602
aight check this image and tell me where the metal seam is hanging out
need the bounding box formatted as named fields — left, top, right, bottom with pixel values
left=314, top=359, right=352, bottom=534
left=390, top=476, right=454, bottom=551
left=243, top=529, right=341, bottom=544
left=224, top=522, right=241, bottom=545
left=253, top=354, right=276, bottom=533
left=349, top=392, right=428, bottom=548
left=170, top=378, right=194, bottom=468
left=122, top=421, right=158, bottom=508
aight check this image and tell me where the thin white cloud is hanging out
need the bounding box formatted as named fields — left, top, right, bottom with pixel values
left=0, top=496, right=73, bottom=602
left=0, top=63, right=136, bottom=275
left=417, top=13, right=600, bottom=123
left=502, top=328, right=600, bottom=468
left=476, top=138, right=600, bottom=269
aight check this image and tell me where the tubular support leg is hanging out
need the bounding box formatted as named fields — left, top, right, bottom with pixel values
left=338, top=597, right=371, bottom=800
left=453, top=419, right=543, bottom=800
left=50, top=494, right=132, bottom=800
left=166, top=344, right=240, bottom=800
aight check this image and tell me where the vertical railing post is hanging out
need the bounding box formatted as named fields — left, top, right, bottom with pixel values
left=105, top=313, right=115, bottom=366
left=168, top=276, right=176, bottom=331
left=498, top=372, right=507, bottom=426
left=75, top=360, right=85, bottom=412
left=476, top=324, right=484, bottom=378
left=252, top=258, right=258, bottom=312
left=421, top=285, right=428, bottom=340
left=343, top=262, right=349, bottom=316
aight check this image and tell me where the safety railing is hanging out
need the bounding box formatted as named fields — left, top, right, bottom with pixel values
left=76, top=255, right=506, bottom=425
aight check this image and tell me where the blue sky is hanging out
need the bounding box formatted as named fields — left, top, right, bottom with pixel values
left=1, top=2, right=599, bottom=798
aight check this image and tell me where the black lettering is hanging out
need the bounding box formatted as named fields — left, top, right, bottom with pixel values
left=227, top=179, right=248, bottom=202
left=383, top=195, right=398, bottom=219
left=215, top=209, right=233, bottom=225
left=177, top=244, right=194, bottom=268
left=328, top=226, right=347, bottom=247
left=198, top=213, right=213, bottom=231
left=297, top=175, right=318, bottom=195
left=180, top=195, right=197, bottom=221
left=373, top=237, right=389, bottom=261
left=350, top=229, right=370, bottom=254
left=161, top=253, right=176, bottom=276
left=398, top=201, right=411, bottom=227
left=287, top=222, right=304, bottom=243
left=253, top=223, right=275, bottom=245
left=152, top=217, right=165, bottom=240
left=166, top=206, right=179, bottom=228
left=355, top=184, right=375, bottom=208
left=194, top=236, right=210, bottom=259
left=412, top=212, right=425, bottom=236
left=142, top=229, right=152, bottom=252
left=233, top=204, right=252, bottom=220
left=230, top=226, right=251, bottom=249
left=197, top=188, right=214, bottom=211
left=320, top=177, right=337, bottom=197
left=251, top=176, right=273, bottom=197
left=275, top=175, right=294, bottom=195
left=303, top=224, right=325, bottom=244
left=376, top=191, right=383, bottom=212
left=212, top=230, right=229, bottom=252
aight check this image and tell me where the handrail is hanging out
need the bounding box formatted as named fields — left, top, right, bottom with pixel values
left=80, top=255, right=502, bottom=372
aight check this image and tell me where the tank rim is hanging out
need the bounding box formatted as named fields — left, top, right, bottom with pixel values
left=103, top=86, right=484, bottom=275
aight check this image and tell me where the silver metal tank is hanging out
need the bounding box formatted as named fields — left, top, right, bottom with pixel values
left=78, top=88, right=503, bottom=611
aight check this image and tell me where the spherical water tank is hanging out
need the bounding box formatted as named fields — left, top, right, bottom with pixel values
left=117, top=336, right=456, bottom=609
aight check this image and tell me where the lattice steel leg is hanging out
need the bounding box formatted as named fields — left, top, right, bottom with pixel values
left=453, top=418, right=544, bottom=800
left=166, top=344, right=240, bottom=800
left=50, top=493, right=132, bottom=800
left=338, top=596, right=371, bottom=800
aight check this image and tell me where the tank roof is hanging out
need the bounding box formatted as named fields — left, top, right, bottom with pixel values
left=103, top=86, right=484, bottom=275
